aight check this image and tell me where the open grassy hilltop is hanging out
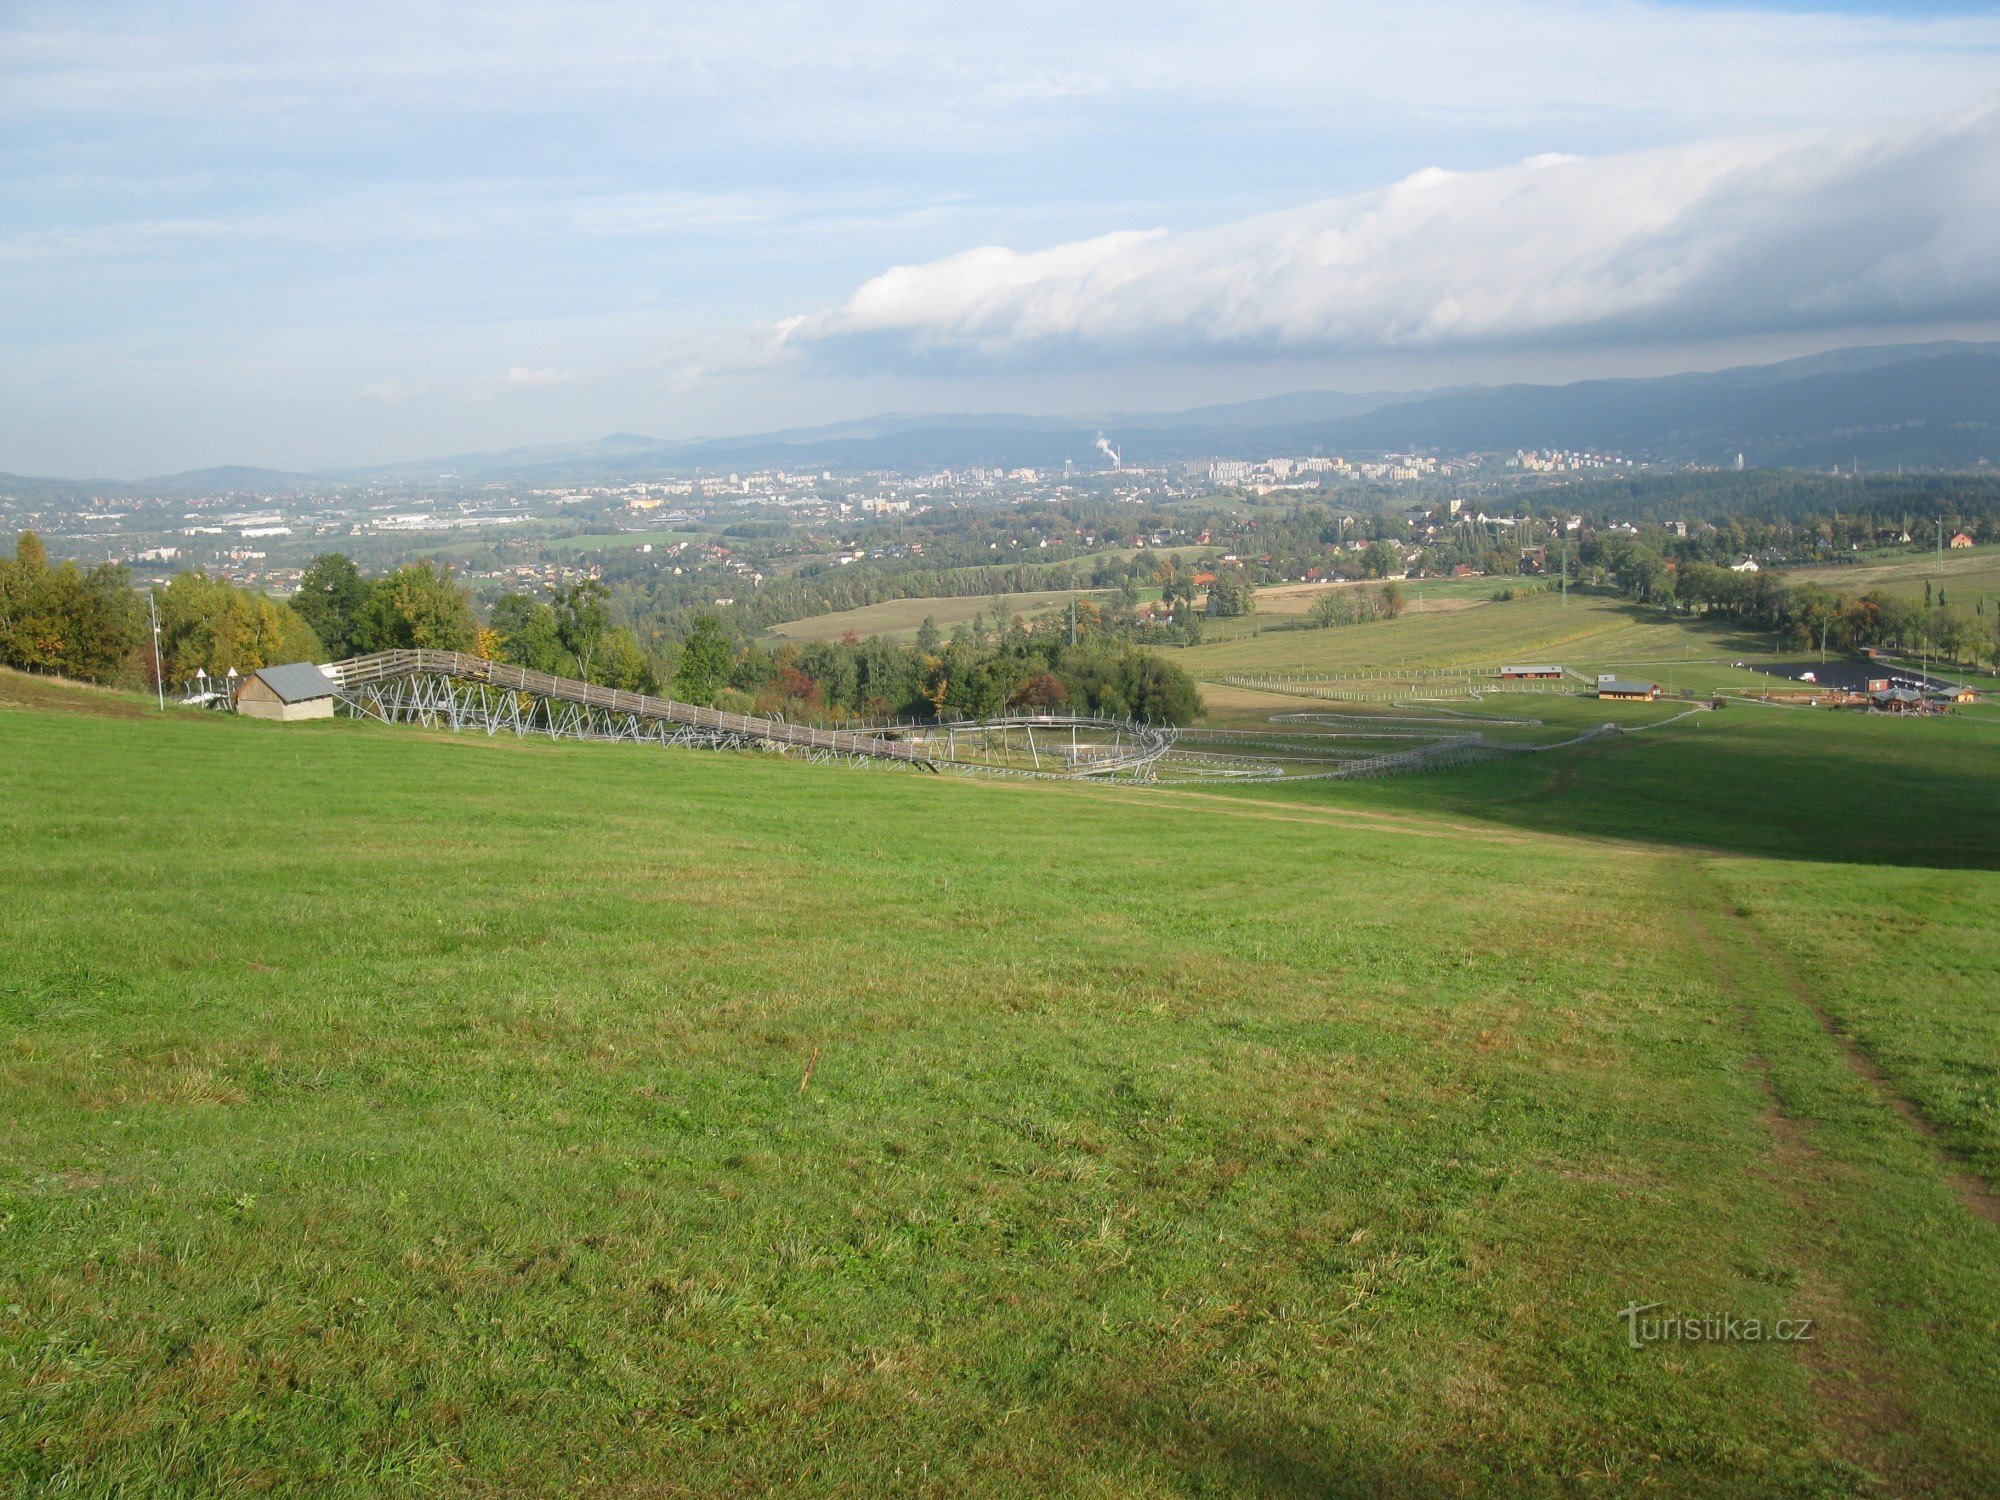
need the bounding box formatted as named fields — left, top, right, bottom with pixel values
left=4, top=670, right=1999, bottom=1496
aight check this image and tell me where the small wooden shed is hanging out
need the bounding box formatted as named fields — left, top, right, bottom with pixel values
left=236, top=662, right=338, bottom=721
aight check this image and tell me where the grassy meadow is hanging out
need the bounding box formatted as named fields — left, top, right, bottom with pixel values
left=1785, top=543, right=2000, bottom=606
left=768, top=589, right=1106, bottom=644
left=4, top=670, right=1999, bottom=1495
left=1167, top=588, right=1795, bottom=690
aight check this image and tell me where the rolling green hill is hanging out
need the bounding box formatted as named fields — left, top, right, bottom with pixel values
left=4, top=674, right=1998, bottom=1494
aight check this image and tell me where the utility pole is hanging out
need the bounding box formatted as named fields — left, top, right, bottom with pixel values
left=148, top=590, right=165, bottom=712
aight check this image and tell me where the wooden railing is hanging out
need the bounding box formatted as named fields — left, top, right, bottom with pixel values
left=324, top=649, right=926, bottom=762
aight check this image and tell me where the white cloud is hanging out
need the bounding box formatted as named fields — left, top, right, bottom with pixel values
left=777, top=103, right=2000, bottom=367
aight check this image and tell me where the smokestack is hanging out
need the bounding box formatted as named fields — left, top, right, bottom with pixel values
left=1095, top=433, right=1121, bottom=470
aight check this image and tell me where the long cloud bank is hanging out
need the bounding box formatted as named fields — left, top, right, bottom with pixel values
left=775, top=102, right=2000, bottom=368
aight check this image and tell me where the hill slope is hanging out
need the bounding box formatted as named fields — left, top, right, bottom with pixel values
left=3, top=683, right=1998, bottom=1493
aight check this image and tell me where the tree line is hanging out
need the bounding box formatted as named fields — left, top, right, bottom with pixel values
left=0, top=533, right=496, bottom=689
left=2, top=536, right=1203, bottom=724
left=669, top=614, right=1203, bottom=725
left=1594, top=536, right=2000, bottom=669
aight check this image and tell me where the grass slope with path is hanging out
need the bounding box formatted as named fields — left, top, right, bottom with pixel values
left=3, top=671, right=1998, bottom=1495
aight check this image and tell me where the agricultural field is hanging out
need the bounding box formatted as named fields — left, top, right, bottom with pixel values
left=4, top=672, right=1999, bottom=1494
left=1172, top=587, right=1796, bottom=693
left=1785, top=543, right=2000, bottom=606
left=769, top=588, right=1106, bottom=643
left=1246, top=575, right=1500, bottom=617
left=540, top=528, right=715, bottom=555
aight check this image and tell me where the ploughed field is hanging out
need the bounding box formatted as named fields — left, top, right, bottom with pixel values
left=3, top=671, right=1998, bottom=1496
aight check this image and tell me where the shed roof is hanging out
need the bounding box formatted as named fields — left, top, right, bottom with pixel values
left=250, top=662, right=336, bottom=704
left=1597, top=679, right=1656, bottom=696
left=1500, top=664, right=1563, bottom=675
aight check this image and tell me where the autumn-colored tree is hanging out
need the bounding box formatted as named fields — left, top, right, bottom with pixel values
left=1009, top=670, right=1070, bottom=711
left=0, top=533, right=140, bottom=683
left=154, top=571, right=321, bottom=681
left=920, top=652, right=949, bottom=715
left=773, top=664, right=823, bottom=711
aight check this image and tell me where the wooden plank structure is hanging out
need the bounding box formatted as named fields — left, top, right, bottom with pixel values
left=323, top=649, right=1172, bottom=780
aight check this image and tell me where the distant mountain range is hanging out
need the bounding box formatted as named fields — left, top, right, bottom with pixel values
left=7, top=341, right=1996, bottom=497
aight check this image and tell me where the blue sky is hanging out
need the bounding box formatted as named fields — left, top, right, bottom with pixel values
left=3, top=0, right=1998, bottom=476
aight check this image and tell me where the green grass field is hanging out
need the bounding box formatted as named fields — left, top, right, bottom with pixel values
left=1170, top=588, right=1791, bottom=688
left=4, top=669, right=1999, bottom=1495
left=541, top=528, right=714, bottom=555
left=769, top=589, right=1106, bottom=644
left=1786, top=543, right=2000, bottom=606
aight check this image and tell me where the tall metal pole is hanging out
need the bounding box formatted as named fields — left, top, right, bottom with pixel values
left=148, top=590, right=165, bottom=712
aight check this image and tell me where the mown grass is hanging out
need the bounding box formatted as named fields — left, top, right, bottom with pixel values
left=1785, top=543, right=2000, bottom=605
left=3, top=676, right=1998, bottom=1495
left=1169, top=588, right=1791, bottom=682
left=768, top=589, right=1106, bottom=644
left=1230, top=697, right=2000, bottom=867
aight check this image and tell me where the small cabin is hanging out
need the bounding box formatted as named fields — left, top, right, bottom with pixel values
left=236, top=662, right=338, bottom=722
left=1596, top=674, right=1659, bottom=701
